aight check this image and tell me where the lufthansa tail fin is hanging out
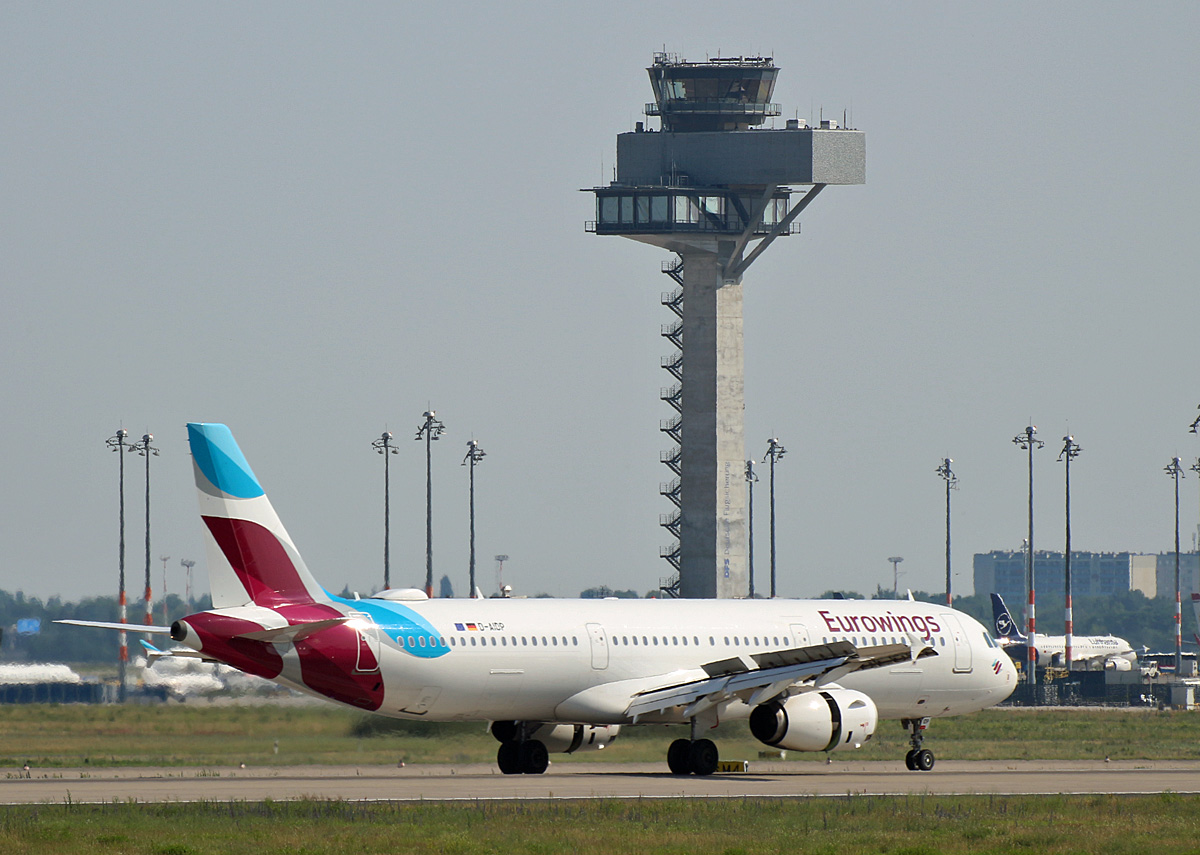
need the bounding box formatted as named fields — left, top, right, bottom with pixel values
left=188, top=423, right=327, bottom=609
left=990, top=593, right=1025, bottom=641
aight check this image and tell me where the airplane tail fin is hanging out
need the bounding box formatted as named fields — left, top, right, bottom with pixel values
left=990, top=593, right=1025, bottom=641
left=188, top=423, right=327, bottom=609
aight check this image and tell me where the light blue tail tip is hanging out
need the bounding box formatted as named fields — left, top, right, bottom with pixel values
left=187, top=422, right=264, bottom=499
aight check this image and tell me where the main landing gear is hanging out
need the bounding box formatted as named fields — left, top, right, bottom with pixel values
left=902, top=717, right=934, bottom=771
left=667, top=717, right=721, bottom=776
left=491, top=721, right=549, bottom=775
left=667, top=738, right=719, bottom=776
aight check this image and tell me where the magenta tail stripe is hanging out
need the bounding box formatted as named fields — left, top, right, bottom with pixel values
left=203, top=516, right=314, bottom=607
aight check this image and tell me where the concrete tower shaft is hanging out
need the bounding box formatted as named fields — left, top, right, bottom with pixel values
left=678, top=249, right=745, bottom=598
left=588, top=55, right=864, bottom=599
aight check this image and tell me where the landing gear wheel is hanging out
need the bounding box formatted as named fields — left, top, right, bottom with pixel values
left=497, top=741, right=522, bottom=775
left=688, top=738, right=719, bottom=776
left=902, top=716, right=932, bottom=772
left=667, top=738, right=692, bottom=775
left=519, top=740, right=549, bottom=774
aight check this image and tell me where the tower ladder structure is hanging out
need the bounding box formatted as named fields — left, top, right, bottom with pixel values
left=657, top=258, right=685, bottom=595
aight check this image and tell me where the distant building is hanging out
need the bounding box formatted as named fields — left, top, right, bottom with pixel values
left=973, top=550, right=1199, bottom=605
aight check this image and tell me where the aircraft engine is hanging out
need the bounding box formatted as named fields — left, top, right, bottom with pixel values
left=490, top=721, right=619, bottom=753
left=749, top=689, right=877, bottom=752
left=1105, top=657, right=1133, bottom=672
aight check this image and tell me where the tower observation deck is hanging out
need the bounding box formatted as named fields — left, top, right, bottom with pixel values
left=587, top=53, right=865, bottom=599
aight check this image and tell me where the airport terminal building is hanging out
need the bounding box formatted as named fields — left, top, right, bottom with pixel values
left=974, top=550, right=1200, bottom=605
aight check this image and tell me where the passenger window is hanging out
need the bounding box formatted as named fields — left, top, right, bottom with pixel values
left=470, top=637, right=477, bottom=647
left=653, top=637, right=659, bottom=646
left=552, top=637, right=558, bottom=646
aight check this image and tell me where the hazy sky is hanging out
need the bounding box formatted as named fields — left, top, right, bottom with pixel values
left=3, top=2, right=1199, bottom=606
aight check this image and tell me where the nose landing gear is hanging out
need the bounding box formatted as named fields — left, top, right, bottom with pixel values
left=902, top=717, right=934, bottom=771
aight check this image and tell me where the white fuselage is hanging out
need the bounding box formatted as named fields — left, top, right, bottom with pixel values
left=1018, top=632, right=1136, bottom=668
left=302, top=595, right=1017, bottom=725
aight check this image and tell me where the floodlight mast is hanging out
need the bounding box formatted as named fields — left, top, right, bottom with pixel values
left=371, top=431, right=399, bottom=590
left=935, top=458, right=957, bottom=605
left=463, top=440, right=486, bottom=598
left=180, top=559, right=195, bottom=609
left=1058, top=437, right=1081, bottom=668
left=888, top=556, right=904, bottom=598
left=415, top=410, right=446, bottom=598
left=745, top=460, right=759, bottom=598
left=129, top=433, right=159, bottom=637
left=159, top=554, right=170, bottom=625
left=1165, top=456, right=1185, bottom=675
left=588, top=53, right=863, bottom=598
left=1012, top=426, right=1043, bottom=688
left=764, top=438, right=786, bottom=598
left=105, top=428, right=131, bottom=703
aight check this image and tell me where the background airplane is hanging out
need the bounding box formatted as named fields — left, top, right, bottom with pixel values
left=66, top=424, right=1017, bottom=775
left=990, top=593, right=1136, bottom=671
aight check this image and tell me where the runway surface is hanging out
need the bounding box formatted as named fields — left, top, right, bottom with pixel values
left=2, top=760, right=1197, bottom=803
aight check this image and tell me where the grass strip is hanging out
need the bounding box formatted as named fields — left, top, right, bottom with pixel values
left=0, top=794, right=1197, bottom=854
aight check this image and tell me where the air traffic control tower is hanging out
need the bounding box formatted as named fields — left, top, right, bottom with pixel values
left=588, top=53, right=864, bottom=599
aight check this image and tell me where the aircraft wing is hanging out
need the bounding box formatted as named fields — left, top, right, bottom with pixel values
left=626, top=639, right=936, bottom=721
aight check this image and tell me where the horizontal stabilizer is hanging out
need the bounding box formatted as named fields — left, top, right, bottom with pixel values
left=234, top=617, right=349, bottom=644
left=55, top=619, right=173, bottom=633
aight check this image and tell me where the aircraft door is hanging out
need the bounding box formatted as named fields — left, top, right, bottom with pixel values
left=349, top=611, right=381, bottom=673
left=943, top=614, right=973, bottom=673
left=789, top=623, right=811, bottom=647
left=586, top=623, right=609, bottom=670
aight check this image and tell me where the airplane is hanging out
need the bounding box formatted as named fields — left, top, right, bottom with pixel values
left=64, top=423, right=1017, bottom=775
left=990, top=593, right=1136, bottom=671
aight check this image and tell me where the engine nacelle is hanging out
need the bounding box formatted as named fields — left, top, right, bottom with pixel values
left=533, top=723, right=620, bottom=753
left=490, top=721, right=620, bottom=753
left=749, top=689, right=878, bottom=753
